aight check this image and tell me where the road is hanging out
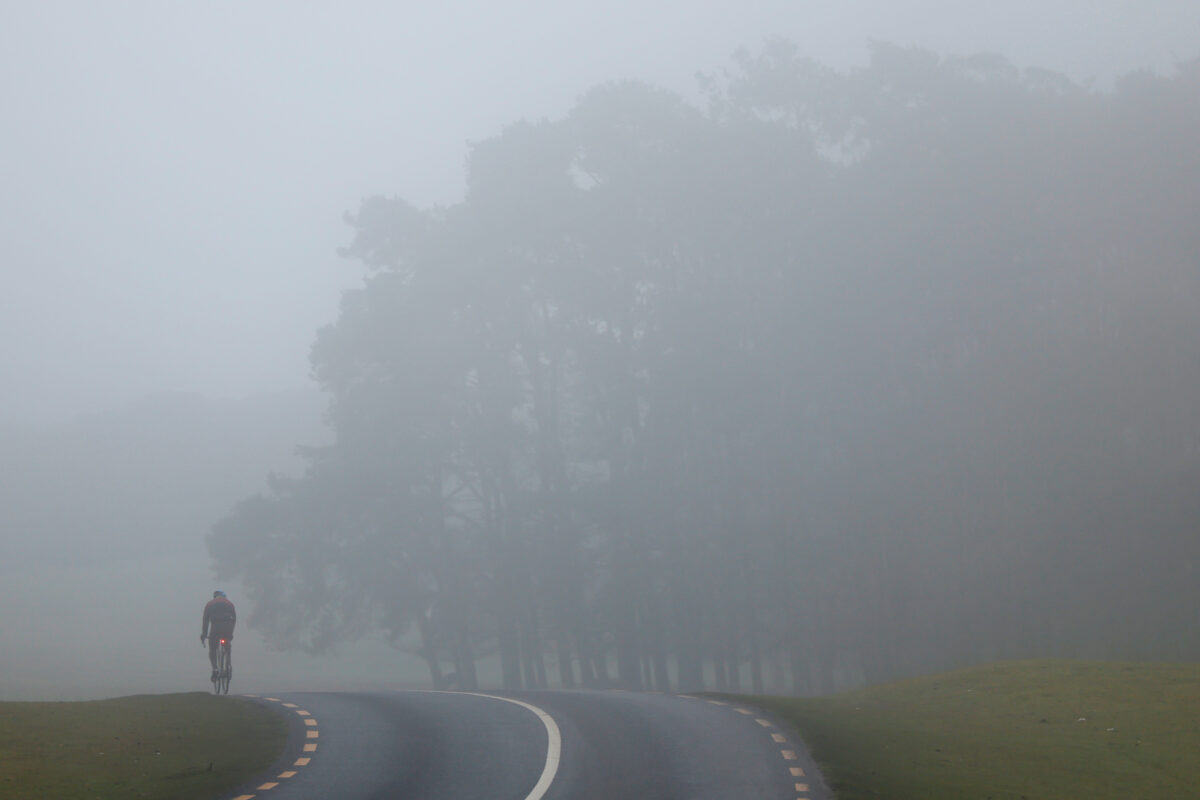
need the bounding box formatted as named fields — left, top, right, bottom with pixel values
left=220, top=689, right=832, bottom=800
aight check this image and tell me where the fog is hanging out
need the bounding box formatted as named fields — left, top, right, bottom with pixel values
left=1, top=2, right=1198, bottom=699
left=3, top=1, right=1195, bottom=423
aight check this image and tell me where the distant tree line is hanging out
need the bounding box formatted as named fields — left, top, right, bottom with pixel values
left=209, top=42, right=1200, bottom=693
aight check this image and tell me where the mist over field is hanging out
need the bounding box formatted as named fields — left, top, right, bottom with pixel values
left=0, top=391, right=428, bottom=699
left=2, top=2, right=1198, bottom=699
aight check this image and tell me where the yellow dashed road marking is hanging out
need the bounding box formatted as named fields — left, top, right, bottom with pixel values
left=700, top=700, right=819, bottom=799
left=242, top=700, right=318, bottom=793
left=690, top=699, right=821, bottom=797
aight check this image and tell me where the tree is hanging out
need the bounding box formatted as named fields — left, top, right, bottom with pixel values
left=211, top=45, right=1200, bottom=692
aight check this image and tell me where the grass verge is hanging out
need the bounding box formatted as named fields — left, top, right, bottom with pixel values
left=0, top=692, right=286, bottom=800
left=749, top=660, right=1200, bottom=800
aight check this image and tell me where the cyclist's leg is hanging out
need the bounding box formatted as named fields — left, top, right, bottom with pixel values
left=208, top=637, right=219, bottom=673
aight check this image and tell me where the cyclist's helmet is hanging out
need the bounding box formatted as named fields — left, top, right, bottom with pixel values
left=213, top=590, right=226, bottom=598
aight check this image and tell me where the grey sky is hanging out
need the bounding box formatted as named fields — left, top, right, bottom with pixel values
left=3, top=1, right=1197, bottom=424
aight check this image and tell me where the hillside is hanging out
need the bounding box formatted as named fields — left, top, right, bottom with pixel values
left=755, top=660, right=1200, bottom=800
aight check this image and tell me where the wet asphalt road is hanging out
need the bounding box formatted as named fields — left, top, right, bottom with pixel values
left=219, top=689, right=831, bottom=800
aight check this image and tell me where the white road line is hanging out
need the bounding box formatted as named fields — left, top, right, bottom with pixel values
left=455, top=692, right=562, bottom=800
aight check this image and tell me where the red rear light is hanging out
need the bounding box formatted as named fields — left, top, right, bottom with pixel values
left=220, top=639, right=227, bottom=645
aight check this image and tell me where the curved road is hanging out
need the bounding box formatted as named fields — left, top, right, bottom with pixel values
left=221, top=689, right=831, bottom=799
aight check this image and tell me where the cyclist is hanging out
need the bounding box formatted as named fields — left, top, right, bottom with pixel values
left=201, top=590, right=237, bottom=681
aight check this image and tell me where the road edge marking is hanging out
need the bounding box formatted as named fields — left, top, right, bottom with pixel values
left=679, top=696, right=817, bottom=800
left=237, top=695, right=319, bottom=797
left=455, top=692, right=562, bottom=800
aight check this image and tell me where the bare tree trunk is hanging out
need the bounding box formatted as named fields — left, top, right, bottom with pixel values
left=499, top=622, right=521, bottom=689
left=615, top=616, right=643, bottom=690
left=555, top=630, right=576, bottom=689
left=747, top=605, right=764, bottom=694
left=417, top=615, right=444, bottom=689
left=519, top=616, right=537, bottom=689
left=651, top=641, right=671, bottom=693
left=713, top=652, right=729, bottom=692
left=526, top=604, right=548, bottom=688
left=575, top=622, right=602, bottom=687
left=454, top=629, right=478, bottom=690
left=677, top=641, right=705, bottom=693
left=592, top=648, right=611, bottom=687
left=789, top=643, right=810, bottom=695
left=725, top=651, right=742, bottom=693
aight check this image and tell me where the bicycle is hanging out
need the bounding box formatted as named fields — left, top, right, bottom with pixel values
left=212, top=637, right=232, bottom=695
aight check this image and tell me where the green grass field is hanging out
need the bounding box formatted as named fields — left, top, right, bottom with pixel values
left=753, top=660, right=1200, bottom=800
left=6, top=662, right=1197, bottom=799
left=0, top=692, right=286, bottom=800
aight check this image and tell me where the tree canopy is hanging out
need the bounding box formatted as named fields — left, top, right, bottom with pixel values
left=209, top=43, right=1200, bottom=693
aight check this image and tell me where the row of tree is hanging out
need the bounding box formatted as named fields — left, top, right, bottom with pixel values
left=210, top=42, right=1200, bottom=694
